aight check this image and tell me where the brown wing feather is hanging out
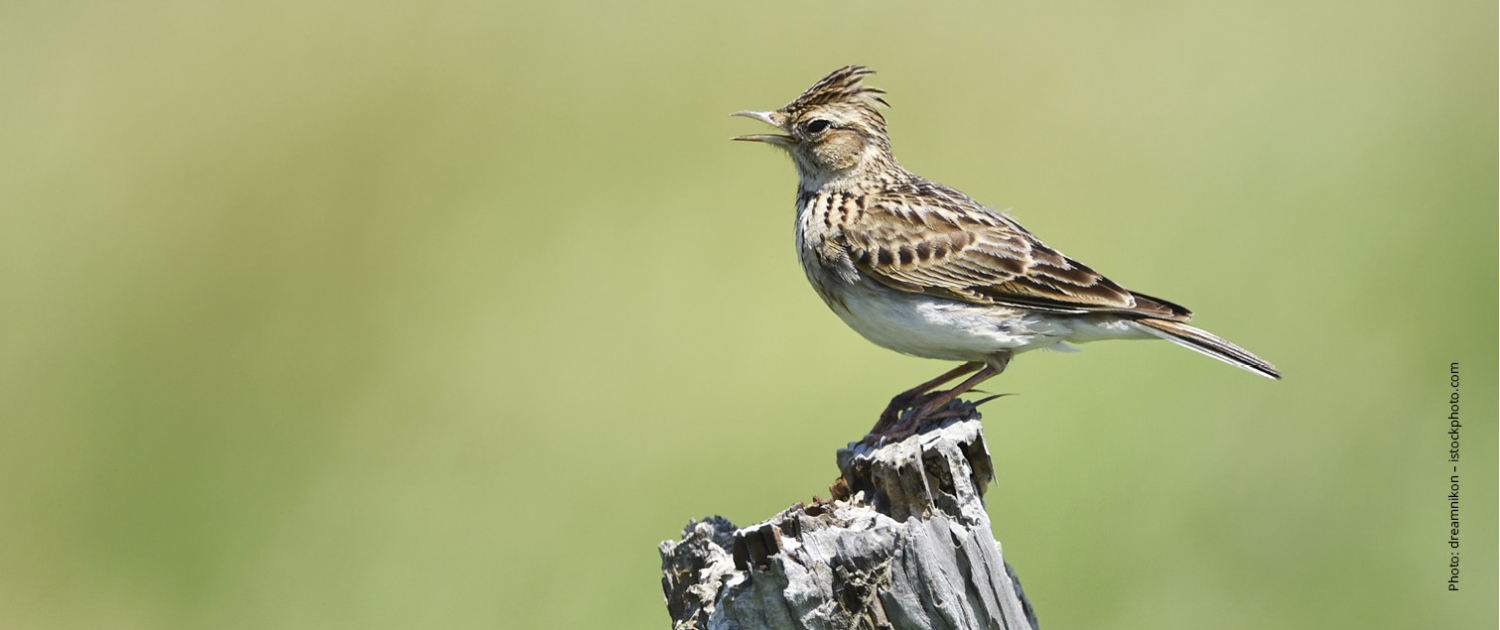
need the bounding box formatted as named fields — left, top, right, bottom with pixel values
left=841, top=184, right=1191, bottom=320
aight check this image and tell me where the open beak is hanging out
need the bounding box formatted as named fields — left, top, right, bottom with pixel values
left=730, top=110, right=794, bottom=146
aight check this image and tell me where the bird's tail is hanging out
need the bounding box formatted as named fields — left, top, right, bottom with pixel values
left=1132, top=319, right=1281, bottom=380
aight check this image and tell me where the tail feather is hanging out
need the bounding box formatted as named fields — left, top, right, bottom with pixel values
left=1132, top=319, right=1281, bottom=380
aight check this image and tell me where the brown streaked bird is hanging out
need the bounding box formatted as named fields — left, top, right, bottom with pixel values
left=732, top=66, right=1279, bottom=438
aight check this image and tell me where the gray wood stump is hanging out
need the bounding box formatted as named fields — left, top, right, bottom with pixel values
left=660, top=410, right=1038, bottom=630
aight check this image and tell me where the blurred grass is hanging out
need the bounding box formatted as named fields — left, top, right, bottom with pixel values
left=0, top=0, right=1494, bottom=628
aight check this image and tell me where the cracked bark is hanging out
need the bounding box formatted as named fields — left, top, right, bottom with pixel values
left=660, top=410, right=1038, bottom=630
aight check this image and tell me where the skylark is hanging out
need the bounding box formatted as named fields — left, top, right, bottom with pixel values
left=733, top=66, right=1280, bottom=438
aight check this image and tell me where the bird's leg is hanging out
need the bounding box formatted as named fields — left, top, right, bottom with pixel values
left=886, top=352, right=1013, bottom=439
left=870, top=362, right=983, bottom=435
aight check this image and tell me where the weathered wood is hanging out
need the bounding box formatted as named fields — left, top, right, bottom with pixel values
left=660, top=410, right=1038, bottom=630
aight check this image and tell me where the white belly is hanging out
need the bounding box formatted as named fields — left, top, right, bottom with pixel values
left=807, top=267, right=1154, bottom=361
left=824, top=279, right=1071, bottom=360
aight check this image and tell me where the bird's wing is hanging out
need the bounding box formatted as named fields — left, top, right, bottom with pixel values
left=840, top=185, right=1192, bottom=319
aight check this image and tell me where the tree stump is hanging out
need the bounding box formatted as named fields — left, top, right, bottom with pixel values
left=660, top=409, right=1038, bottom=630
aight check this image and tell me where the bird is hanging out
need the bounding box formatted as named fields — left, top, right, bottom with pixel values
left=731, top=65, right=1280, bottom=439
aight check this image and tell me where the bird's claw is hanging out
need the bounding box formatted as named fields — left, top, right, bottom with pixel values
left=870, top=393, right=1013, bottom=442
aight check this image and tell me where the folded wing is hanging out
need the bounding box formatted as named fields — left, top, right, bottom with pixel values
left=841, top=186, right=1191, bottom=320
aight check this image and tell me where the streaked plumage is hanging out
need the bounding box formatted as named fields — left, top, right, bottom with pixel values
left=733, top=66, right=1279, bottom=436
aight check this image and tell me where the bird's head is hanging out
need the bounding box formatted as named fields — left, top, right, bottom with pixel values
left=732, top=66, right=898, bottom=183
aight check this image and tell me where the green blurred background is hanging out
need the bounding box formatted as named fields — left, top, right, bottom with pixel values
left=1, top=0, right=1494, bottom=628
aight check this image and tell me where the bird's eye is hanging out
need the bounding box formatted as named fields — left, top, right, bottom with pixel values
left=805, top=119, right=831, bottom=134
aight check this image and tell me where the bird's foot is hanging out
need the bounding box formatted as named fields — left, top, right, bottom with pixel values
left=867, top=393, right=1010, bottom=444
left=864, top=391, right=943, bottom=446
left=870, top=389, right=942, bottom=436
left=868, top=362, right=986, bottom=437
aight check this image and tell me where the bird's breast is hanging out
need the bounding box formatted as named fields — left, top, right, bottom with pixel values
left=795, top=214, right=854, bottom=312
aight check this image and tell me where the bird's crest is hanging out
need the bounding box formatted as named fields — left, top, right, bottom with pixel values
left=784, top=66, right=890, bottom=118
